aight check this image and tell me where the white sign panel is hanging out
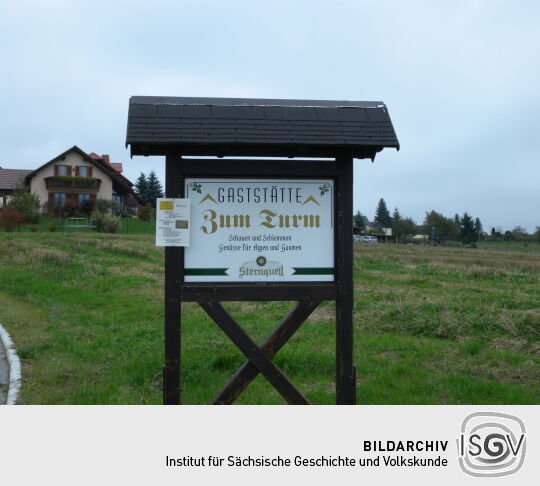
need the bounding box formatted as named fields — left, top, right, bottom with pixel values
left=155, top=198, right=191, bottom=247
left=185, top=179, right=334, bottom=282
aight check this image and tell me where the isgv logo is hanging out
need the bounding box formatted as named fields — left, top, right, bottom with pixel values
left=457, top=412, right=526, bottom=477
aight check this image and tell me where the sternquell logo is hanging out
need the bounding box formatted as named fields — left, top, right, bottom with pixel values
left=238, top=257, right=283, bottom=279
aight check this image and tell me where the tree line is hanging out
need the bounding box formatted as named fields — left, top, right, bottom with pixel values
left=353, top=198, right=539, bottom=244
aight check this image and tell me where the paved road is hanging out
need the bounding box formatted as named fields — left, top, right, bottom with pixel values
left=0, top=339, right=8, bottom=404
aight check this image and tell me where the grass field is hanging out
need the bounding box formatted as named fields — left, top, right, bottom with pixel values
left=0, top=233, right=538, bottom=404
left=8, top=214, right=156, bottom=235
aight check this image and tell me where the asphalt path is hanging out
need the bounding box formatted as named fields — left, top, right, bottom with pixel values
left=0, top=338, right=9, bottom=404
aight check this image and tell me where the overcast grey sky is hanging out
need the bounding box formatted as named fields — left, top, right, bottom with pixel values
left=1, top=0, right=539, bottom=232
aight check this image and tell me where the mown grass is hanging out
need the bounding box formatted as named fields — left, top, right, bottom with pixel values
left=0, top=233, right=538, bottom=404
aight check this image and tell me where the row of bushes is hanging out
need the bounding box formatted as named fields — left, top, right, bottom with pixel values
left=45, top=198, right=122, bottom=218
left=0, top=207, right=123, bottom=234
left=1, top=206, right=155, bottom=233
left=1, top=186, right=155, bottom=232
left=47, top=199, right=154, bottom=222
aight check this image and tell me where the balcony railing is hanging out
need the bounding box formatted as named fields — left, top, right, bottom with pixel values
left=45, top=176, right=101, bottom=191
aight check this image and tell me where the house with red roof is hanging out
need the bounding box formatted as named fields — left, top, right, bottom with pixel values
left=21, top=146, right=140, bottom=213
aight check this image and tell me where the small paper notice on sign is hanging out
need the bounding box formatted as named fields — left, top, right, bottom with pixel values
left=156, top=198, right=190, bottom=247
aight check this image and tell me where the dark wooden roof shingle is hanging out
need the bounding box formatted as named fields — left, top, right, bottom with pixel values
left=126, top=96, right=399, bottom=158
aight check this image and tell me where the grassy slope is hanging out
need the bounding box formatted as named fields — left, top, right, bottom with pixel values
left=0, top=233, right=538, bottom=404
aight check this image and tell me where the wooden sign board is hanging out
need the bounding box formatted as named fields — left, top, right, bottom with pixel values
left=185, top=178, right=334, bottom=282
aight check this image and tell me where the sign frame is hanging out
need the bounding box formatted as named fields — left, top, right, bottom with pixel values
left=184, top=177, right=335, bottom=283
left=164, top=154, right=356, bottom=405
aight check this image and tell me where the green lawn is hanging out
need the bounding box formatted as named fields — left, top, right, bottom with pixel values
left=6, top=214, right=156, bottom=235
left=0, top=233, right=538, bottom=404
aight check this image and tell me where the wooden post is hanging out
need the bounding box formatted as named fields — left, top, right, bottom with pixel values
left=164, top=153, right=183, bottom=404
left=336, top=151, right=356, bottom=404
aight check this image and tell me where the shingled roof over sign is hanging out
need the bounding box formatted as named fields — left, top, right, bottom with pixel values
left=126, top=96, right=399, bottom=159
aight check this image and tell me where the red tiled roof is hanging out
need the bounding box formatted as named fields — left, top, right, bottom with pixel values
left=88, top=153, right=121, bottom=172
left=109, top=163, right=123, bottom=173
left=0, top=169, right=33, bottom=190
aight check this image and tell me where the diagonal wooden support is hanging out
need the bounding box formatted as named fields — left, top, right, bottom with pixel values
left=211, top=300, right=321, bottom=404
left=200, top=301, right=310, bottom=405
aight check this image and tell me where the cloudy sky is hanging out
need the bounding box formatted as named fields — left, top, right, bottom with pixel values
left=1, top=0, right=539, bottom=232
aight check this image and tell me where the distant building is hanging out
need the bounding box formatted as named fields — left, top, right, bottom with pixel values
left=0, top=168, right=33, bottom=207
left=21, top=146, right=139, bottom=213
left=364, top=221, right=392, bottom=236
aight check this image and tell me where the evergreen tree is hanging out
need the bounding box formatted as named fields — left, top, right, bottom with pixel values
left=145, top=170, right=164, bottom=207
left=374, top=198, right=392, bottom=227
left=460, top=212, right=478, bottom=244
left=454, top=213, right=461, bottom=226
left=474, top=217, right=483, bottom=234
left=392, top=207, right=402, bottom=224
left=134, top=173, right=148, bottom=204
left=474, top=217, right=483, bottom=240
left=353, top=210, right=365, bottom=233
left=491, top=227, right=496, bottom=237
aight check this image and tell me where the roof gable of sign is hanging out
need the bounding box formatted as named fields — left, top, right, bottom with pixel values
left=126, top=96, right=399, bottom=159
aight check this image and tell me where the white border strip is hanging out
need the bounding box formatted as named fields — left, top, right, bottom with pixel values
left=0, top=323, right=22, bottom=405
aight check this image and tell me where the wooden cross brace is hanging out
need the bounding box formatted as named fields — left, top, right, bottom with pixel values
left=199, top=299, right=322, bottom=405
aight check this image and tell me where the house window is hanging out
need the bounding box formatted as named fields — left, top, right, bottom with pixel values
left=78, top=193, right=91, bottom=202
left=56, top=165, right=68, bottom=176
left=78, top=166, right=89, bottom=177
left=54, top=193, right=66, bottom=205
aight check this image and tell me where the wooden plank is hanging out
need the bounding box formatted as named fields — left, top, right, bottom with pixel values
left=335, top=150, right=356, bottom=404
left=200, top=301, right=310, bottom=405
left=212, top=300, right=321, bottom=404
left=163, top=152, right=183, bottom=405
left=180, top=283, right=337, bottom=302
left=129, top=143, right=381, bottom=160
left=180, top=159, right=337, bottom=177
